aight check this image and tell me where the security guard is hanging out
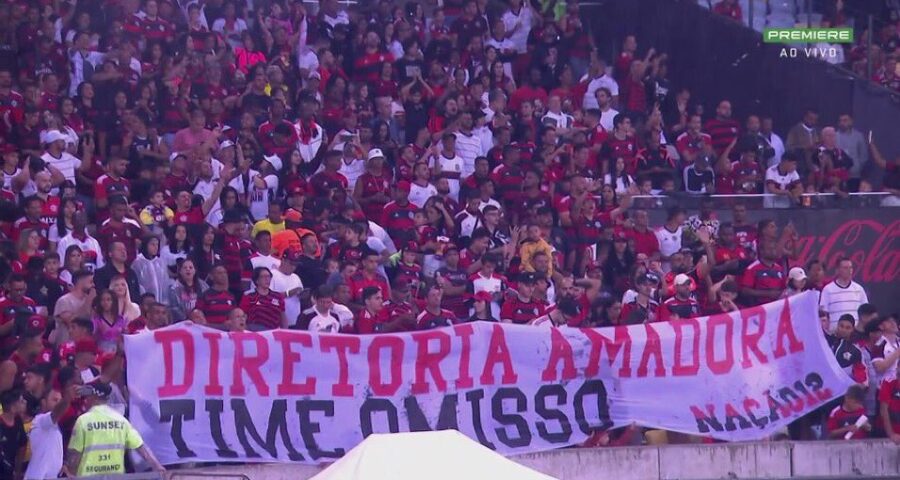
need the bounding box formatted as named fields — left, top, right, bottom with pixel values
left=66, top=382, right=166, bottom=477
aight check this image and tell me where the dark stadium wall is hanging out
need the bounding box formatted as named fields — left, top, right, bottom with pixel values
left=582, top=0, right=900, bottom=168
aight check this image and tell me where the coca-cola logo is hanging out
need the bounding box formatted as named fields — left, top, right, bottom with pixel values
left=794, top=219, right=900, bottom=284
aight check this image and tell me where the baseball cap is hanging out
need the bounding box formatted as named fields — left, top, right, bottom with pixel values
left=367, top=148, right=385, bottom=161
left=637, top=272, right=660, bottom=285
left=403, top=241, right=419, bottom=253
left=23, top=315, right=46, bottom=337
left=472, top=291, right=492, bottom=303
left=264, top=154, right=283, bottom=171
left=75, top=338, right=98, bottom=355
left=788, top=267, right=807, bottom=282
left=674, top=273, right=692, bottom=286
left=518, top=272, right=538, bottom=284
left=219, top=139, right=235, bottom=150
left=77, top=381, right=112, bottom=399
left=308, top=71, right=322, bottom=80
left=613, top=230, right=628, bottom=242
left=396, top=180, right=411, bottom=192
left=43, top=130, right=68, bottom=145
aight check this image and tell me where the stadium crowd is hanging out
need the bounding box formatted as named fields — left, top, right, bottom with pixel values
left=0, top=0, right=897, bottom=476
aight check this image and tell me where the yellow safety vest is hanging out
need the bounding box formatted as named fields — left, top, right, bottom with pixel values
left=69, top=405, right=144, bottom=476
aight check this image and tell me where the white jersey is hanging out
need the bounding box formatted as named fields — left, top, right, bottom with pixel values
left=454, top=131, right=484, bottom=179
left=339, top=157, right=366, bottom=191
left=271, top=269, right=303, bottom=328
left=306, top=303, right=353, bottom=333
left=599, top=108, right=620, bottom=132
left=24, top=412, right=64, bottom=480
left=880, top=335, right=900, bottom=383
left=408, top=182, right=438, bottom=209
left=248, top=174, right=278, bottom=221
left=583, top=74, right=620, bottom=110
left=764, top=165, right=801, bottom=208
left=542, top=111, right=574, bottom=130
left=41, top=151, right=81, bottom=186
left=432, top=154, right=463, bottom=201
left=819, top=279, right=869, bottom=329
left=655, top=225, right=683, bottom=258
left=501, top=5, right=534, bottom=53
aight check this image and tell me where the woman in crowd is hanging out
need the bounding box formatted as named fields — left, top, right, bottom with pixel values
left=59, top=245, right=85, bottom=286
left=48, top=198, right=79, bottom=248
left=240, top=267, right=285, bottom=331
left=92, top=289, right=126, bottom=353
left=161, top=224, right=191, bottom=275
left=168, top=259, right=207, bottom=323
left=110, top=275, right=141, bottom=323
left=131, top=236, right=171, bottom=305
left=14, top=228, right=44, bottom=272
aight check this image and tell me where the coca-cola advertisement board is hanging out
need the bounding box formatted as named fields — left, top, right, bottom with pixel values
left=647, top=208, right=900, bottom=313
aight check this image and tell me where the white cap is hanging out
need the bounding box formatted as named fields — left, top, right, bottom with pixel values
left=169, top=152, right=187, bottom=162
left=264, top=154, right=283, bottom=171
left=367, top=148, right=385, bottom=161
left=308, top=71, right=322, bottom=80
left=219, top=139, right=235, bottom=150
left=43, top=130, right=68, bottom=145
left=789, top=267, right=807, bottom=282
left=674, top=273, right=692, bottom=286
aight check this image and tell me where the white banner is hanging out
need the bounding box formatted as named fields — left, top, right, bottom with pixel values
left=124, top=291, right=853, bottom=465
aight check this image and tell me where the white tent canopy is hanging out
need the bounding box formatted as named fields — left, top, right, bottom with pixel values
left=311, top=430, right=559, bottom=480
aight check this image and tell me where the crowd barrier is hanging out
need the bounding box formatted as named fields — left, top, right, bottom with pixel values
left=174, top=440, right=900, bottom=480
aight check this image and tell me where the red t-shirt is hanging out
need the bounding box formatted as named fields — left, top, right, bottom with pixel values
left=826, top=405, right=868, bottom=439
left=659, top=296, right=702, bottom=322
left=879, top=379, right=900, bottom=435
left=97, top=219, right=142, bottom=262
left=739, top=260, right=786, bottom=305
left=415, top=308, right=456, bottom=330
left=357, top=172, right=392, bottom=221
left=356, top=308, right=391, bottom=334
left=348, top=273, right=390, bottom=303
left=500, top=296, right=547, bottom=324
left=627, top=227, right=660, bottom=257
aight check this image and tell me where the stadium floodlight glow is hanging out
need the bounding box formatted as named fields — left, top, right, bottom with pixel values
left=762, top=28, right=854, bottom=44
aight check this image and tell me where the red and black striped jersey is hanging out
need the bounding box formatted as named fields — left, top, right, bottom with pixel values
left=239, top=290, right=285, bottom=330
left=196, top=288, right=235, bottom=326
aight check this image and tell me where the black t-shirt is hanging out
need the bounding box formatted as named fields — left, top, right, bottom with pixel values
left=684, top=165, right=714, bottom=193
left=0, top=416, right=25, bottom=478
left=295, top=255, right=327, bottom=292
left=403, top=101, right=429, bottom=144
